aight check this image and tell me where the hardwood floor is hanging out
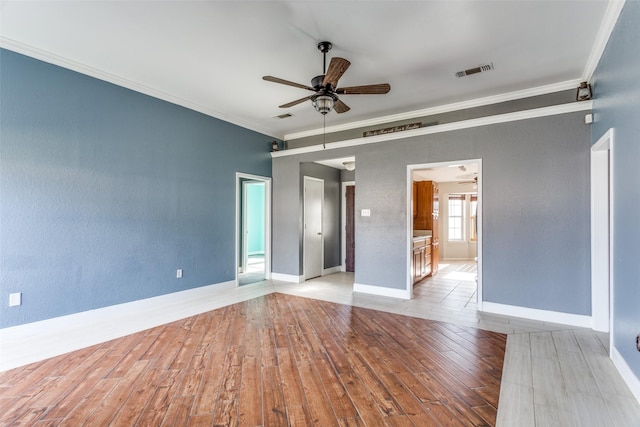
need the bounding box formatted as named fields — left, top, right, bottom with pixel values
left=0, top=293, right=506, bottom=426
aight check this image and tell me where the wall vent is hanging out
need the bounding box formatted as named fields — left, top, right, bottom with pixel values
left=273, top=113, right=293, bottom=119
left=455, top=63, right=494, bottom=78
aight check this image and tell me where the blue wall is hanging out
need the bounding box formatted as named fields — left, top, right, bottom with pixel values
left=0, top=49, right=272, bottom=328
left=591, top=2, right=640, bottom=379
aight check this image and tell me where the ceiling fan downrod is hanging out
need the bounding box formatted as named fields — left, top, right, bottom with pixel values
left=317, top=41, right=332, bottom=74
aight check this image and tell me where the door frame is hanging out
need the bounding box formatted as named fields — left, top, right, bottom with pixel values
left=235, top=172, right=271, bottom=285
left=303, top=176, right=324, bottom=280
left=591, top=128, right=614, bottom=335
left=341, top=181, right=355, bottom=272
left=406, top=159, right=482, bottom=310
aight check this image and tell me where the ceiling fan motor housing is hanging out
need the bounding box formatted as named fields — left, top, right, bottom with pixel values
left=311, top=75, right=325, bottom=91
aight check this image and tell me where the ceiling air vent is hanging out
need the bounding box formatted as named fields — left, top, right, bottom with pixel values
left=273, top=113, right=293, bottom=119
left=455, top=63, right=494, bottom=78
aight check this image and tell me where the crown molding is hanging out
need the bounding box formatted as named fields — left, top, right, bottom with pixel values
left=0, top=37, right=280, bottom=139
left=283, top=80, right=581, bottom=141
left=582, top=0, right=626, bottom=82
left=272, top=101, right=593, bottom=158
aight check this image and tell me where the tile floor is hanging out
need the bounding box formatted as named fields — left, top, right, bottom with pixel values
left=238, top=254, right=265, bottom=286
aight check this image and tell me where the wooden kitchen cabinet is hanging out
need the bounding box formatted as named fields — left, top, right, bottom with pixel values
left=413, top=181, right=439, bottom=276
left=412, top=236, right=432, bottom=283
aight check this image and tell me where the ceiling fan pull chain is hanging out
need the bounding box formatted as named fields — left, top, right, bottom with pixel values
left=323, top=114, right=326, bottom=149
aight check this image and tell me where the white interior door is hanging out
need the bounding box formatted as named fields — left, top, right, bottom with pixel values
left=304, top=176, right=324, bottom=280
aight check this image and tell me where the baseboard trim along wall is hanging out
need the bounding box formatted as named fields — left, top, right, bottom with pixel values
left=270, top=273, right=304, bottom=283
left=353, top=283, right=412, bottom=300
left=482, top=301, right=592, bottom=329
left=0, top=279, right=252, bottom=372
left=611, top=346, right=640, bottom=404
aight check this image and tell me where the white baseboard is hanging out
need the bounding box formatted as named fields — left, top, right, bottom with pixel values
left=271, top=272, right=304, bottom=283
left=611, top=346, right=640, bottom=404
left=482, top=302, right=592, bottom=328
left=323, top=266, right=342, bottom=276
left=353, top=283, right=411, bottom=300
left=0, top=279, right=247, bottom=372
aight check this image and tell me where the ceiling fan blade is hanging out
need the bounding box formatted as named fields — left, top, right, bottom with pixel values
left=333, top=99, right=350, bottom=114
left=279, top=95, right=312, bottom=108
left=322, top=57, right=351, bottom=88
left=263, top=76, right=315, bottom=91
left=336, top=83, right=391, bottom=95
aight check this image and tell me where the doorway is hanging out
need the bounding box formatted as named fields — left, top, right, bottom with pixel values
left=407, top=159, right=482, bottom=312
left=304, top=176, right=324, bottom=280
left=342, top=181, right=356, bottom=272
left=236, top=173, right=271, bottom=286
left=591, top=129, right=613, bottom=334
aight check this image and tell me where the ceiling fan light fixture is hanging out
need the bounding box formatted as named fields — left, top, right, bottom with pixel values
left=312, top=94, right=334, bottom=115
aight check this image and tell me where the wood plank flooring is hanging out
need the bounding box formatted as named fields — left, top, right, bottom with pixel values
left=0, top=293, right=506, bottom=426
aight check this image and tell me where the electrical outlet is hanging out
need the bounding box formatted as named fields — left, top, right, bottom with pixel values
left=9, top=293, right=22, bottom=307
left=177, top=269, right=183, bottom=279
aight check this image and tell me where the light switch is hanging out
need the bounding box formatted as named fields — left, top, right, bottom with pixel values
left=9, top=292, right=21, bottom=307
left=361, top=209, right=371, bottom=217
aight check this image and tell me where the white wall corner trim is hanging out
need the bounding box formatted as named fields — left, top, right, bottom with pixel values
left=0, top=279, right=265, bottom=372
left=353, top=283, right=412, bottom=300
left=582, top=0, right=626, bottom=82
left=271, top=272, right=304, bottom=283
left=323, top=266, right=342, bottom=276
left=482, top=302, right=592, bottom=329
left=611, top=345, right=640, bottom=404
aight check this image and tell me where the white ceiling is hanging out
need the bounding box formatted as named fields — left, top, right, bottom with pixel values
left=414, top=163, right=479, bottom=183
left=0, top=1, right=612, bottom=140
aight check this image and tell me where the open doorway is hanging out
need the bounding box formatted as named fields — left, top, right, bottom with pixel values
left=236, top=173, right=271, bottom=286
left=407, top=159, right=483, bottom=313
left=342, top=181, right=355, bottom=272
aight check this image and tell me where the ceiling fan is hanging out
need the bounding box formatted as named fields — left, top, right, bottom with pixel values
left=457, top=174, right=478, bottom=188
left=262, top=41, right=391, bottom=115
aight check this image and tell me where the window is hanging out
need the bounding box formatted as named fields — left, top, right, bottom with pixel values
left=448, top=193, right=478, bottom=241
left=448, top=194, right=464, bottom=240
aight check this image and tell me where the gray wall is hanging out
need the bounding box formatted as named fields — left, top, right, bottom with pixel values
left=0, top=49, right=272, bottom=327
left=341, top=169, right=355, bottom=182
left=273, top=110, right=592, bottom=316
left=591, top=1, right=640, bottom=379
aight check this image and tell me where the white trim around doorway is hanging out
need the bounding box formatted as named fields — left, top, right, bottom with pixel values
left=407, top=159, right=483, bottom=309
left=235, top=172, right=272, bottom=286
left=590, top=128, right=614, bottom=336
